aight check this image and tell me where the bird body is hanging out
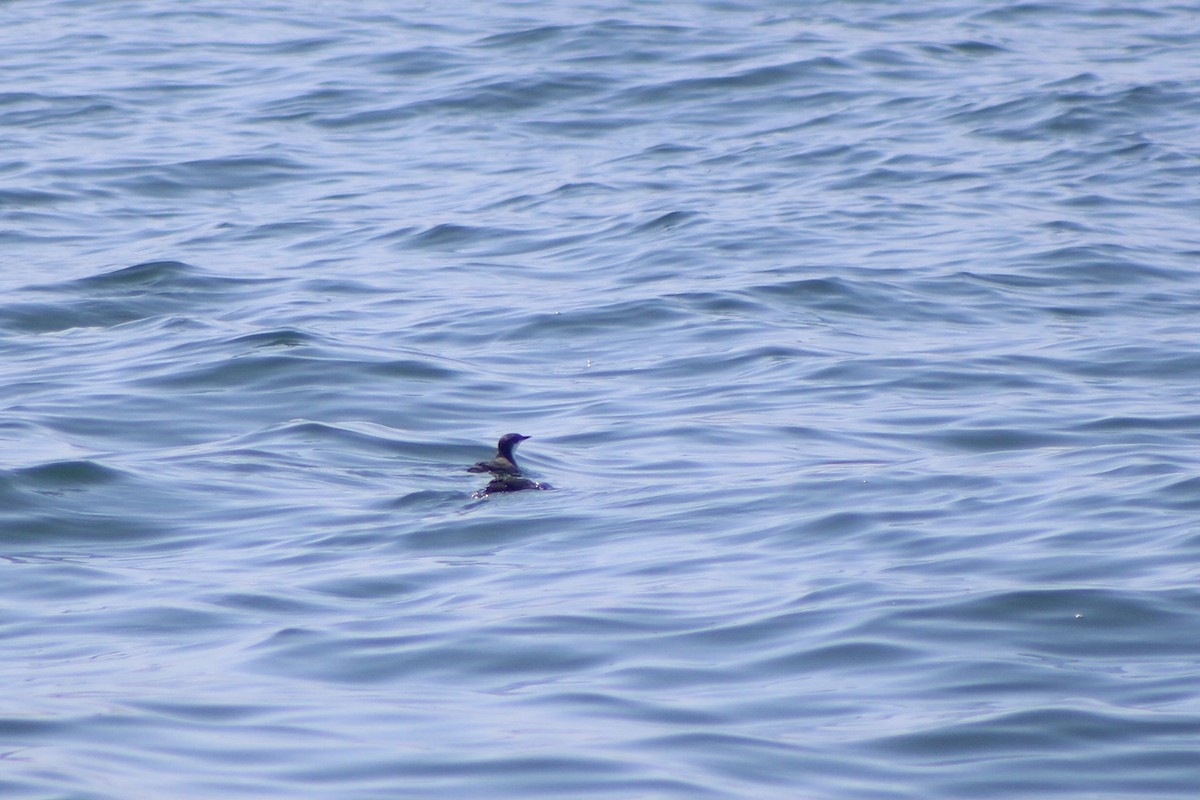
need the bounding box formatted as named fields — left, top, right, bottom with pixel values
left=466, top=456, right=520, bottom=475
left=468, top=433, right=529, bottom=476
left=481, top=474, right=544, bottom=494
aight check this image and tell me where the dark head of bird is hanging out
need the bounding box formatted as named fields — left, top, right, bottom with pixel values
left=468, top=433, right=531, bottom=475
left=496, top=433, right=529, bottom=461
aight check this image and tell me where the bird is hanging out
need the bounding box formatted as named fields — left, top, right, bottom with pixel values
left=467, top=433, right=530, bottom=477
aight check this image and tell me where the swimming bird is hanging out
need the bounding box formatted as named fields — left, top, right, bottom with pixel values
left=467, top=433, right=529, bottom=476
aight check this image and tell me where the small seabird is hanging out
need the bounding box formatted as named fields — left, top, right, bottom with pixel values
left=467, top=433, right=529, bottom=477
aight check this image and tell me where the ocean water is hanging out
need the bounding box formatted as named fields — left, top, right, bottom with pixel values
left=3, top=1, right=1200, bottom=797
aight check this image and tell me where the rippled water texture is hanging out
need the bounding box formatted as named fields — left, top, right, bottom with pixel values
left=3, top=1, right=1200, bottom=798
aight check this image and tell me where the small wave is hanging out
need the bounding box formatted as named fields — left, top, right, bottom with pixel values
left=12, top=459, right=126, bottom=487
left=1, top=262, right=279, bottom=333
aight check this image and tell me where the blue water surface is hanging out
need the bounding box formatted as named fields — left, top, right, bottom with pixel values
left=2, top=1, right=1200, bottom=798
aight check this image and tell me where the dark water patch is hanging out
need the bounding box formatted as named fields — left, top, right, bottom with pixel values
left=619, top=57, right=852, bottom=107
left=317, top=72, right=611, bottom=128
left=924, top=426, right=1078, bottom=454
left=133, top=347, right=460, bottom=395
left=538, top=689, right=725, bottom=727
left=971, top=4, right=1088, bottom=24
left=0, top=94, right=124, bottom=129
left=944, top=93, right=1049, bottom=139
left=524, top=114, right=650, bottom=138
left=431, top=73, right=613, bottom=114
left=3, top=261, right=248, bottom=332
left=890, top=588, right=1200, bottom=658
left=653, top=605, right=835, bottom=652
left=924, top=40, right=1010, bottom=58
left=853, top=46, right=924, bottom=68
left=0, top=459, right=119, bottom=516
left=244, top=35, right=342, bottom=57
left=0, top=299, right=148, bottom=333
left=0, top=715, right=77, bottom=739
left=35, top=260, right=272, bottom=295
left=874, top=361, right=1051, bottom=393
left=800, top=509, right=880, bottom=538
left=249, top=625, right=603, bottom=685
left=399, top=509, right=571, bottom=553
left=503, top=297, right=692, bottom=340
left=748, top=276, right=866, bottom=307
left=401, top=222, right=519, bottom=250
left=0, top=460, right=173, bottom=546
left=1037, top=218, right=1093, bottom=234
left=340, top=45, right=471, bottom=78
left=95, top=604, right=239, bottom=637
left=310, top=103, right=418, bottom=129
left=1069, top=413, right=1200, bottom=435
left=332, top=354, right=463, bottom=382
left=0, top=558, right=134, bottom=603
left=665, top=289, right=773, bottom=317
left=106, top=156, right=309, bottom=196
left=475, top=24, right=575, bottom=50
left=870, top=705, right=1200, bottom=759
left=628, top=731, right=848, bottom=794
left=206, top=591, right=331, bottom=617
left=0, top=188, right=74, bottom=207
left=285, top=754, right=686, bottom=798
left=220, top=219, right=337, bottom=244
left=603, top=341, right=815, bottom=385
left=864, top=711, right=1200, bottom=799
left=827, top=166, right=945, bottom=190
left=1009, top=346, right=1200, bottom=381
left=756, top=639, right=926, bottom=679
left=1154, top=476, right=1200, bottom=511
left=303, top=574, right=423, bottom=601
left=297, top=276, right=381, bottom=295
left=121, top=78, right=225, bottom=98
left=10, top=459, right=125, bottom=489
left=475, top=180, right=623, bottom=213
left=632, top=209, right=702, bottom=233
left=1024, top=245, right=1186, bottom=284
left=0, top=91, right=47, bottom=107
left=740, top=275, right=974, bottom=324
left=254, top=86, right=378, bottom=122
left=187, top=420, right=444, bottom=472
left=621, top=142, right=705, bottom=162
left=394, top=222, right=589, bottom=257
left=125, top=698, right=265, bottom=724
left=132, top=352, right=341, bottom=392
left=565, top=18, right=696, bottom=51
left=258, top=419, right=410, bottom=453
left=1038, top=105, right=1112, bottom=137
left=504, top=611, right=677, bottom=638
left=225, top=328, right=322, bottom=350
left=386, top=488, right=469, bottom=513
left=0, top=506, right=164, bottom=546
